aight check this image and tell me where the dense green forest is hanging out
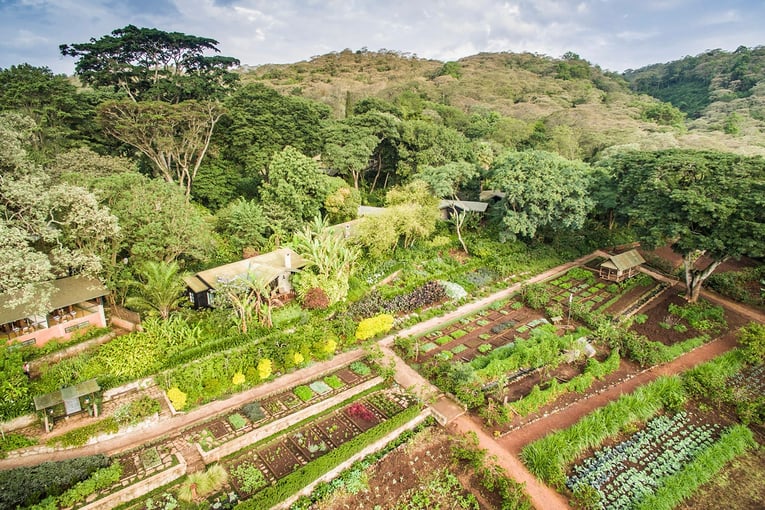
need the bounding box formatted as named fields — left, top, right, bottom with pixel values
left=625, top=46, right=765, bottom=143
left=0, top=27, right=763, bottom=333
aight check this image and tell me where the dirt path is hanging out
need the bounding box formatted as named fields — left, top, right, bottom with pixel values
left=379, top=250, right=606, bottom=348
left=0, top=349, right=366, bottom=469
left=449, top=415, right=570, bottom=510
left=499, top=332, right=740, bottom=454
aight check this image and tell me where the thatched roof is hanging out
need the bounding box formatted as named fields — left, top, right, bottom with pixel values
left=600, top=249, right=646, bottom=272
left=0, top=276, right=108, bottom=325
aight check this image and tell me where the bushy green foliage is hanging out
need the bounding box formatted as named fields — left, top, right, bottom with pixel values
left=47, top=417, right=119, bottom=448
left=737, top=322, right=765, bottom=364
left=57, top=462, right=122, bottom=507
left=231, top=461, right=268, bottom=494
left=113, top=396, right=161, bottom=426
left=0, top=454, right=111, bottom=508
left=668, top=300, right=726, bottom=332
left=0, top=433, right=37, bottom=458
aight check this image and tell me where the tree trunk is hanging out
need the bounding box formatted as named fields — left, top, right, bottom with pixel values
left=683, top=251, right=726, bottom=303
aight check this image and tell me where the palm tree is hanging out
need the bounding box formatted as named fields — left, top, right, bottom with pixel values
left=126, top=261, right=186, bottom=319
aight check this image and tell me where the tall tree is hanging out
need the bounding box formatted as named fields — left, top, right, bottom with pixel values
left=487, top=150, right=593, bottom=241
left=0, top=64, right=93, bottom=159
left=0, top=114, right=119, bottom=312
left=416, top=161, right=480, bottom=253
left=259, top=146, right=335, bottom=235
left=60, top=25, right=239, bottom=103
left=609, top=149, right=765, bottom=302
left=222, top=83, right=330, bottom=174
left=98, top=100, right=224, bottom=198
left=321, top=119, right=379, bottom=189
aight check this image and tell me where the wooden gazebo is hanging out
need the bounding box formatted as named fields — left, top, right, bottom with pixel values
left=33, top=378, right=101, bottom=432
left=599, top=250, right=646, bottom=282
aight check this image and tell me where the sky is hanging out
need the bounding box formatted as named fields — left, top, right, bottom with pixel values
left=1, top=0, right=763, bottom=75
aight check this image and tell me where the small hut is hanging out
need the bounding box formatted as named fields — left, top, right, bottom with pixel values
left=599, top=250, right=645, bottom=282
left=34, top=378, right=101, bottom=432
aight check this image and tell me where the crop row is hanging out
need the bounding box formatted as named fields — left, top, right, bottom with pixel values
left=566, top=412, right=722, bottom=509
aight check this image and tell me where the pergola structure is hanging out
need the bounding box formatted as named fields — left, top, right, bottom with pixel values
left=33, top=378, right=101, bottom=432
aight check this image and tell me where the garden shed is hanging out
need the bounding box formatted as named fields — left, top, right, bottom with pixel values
left=34, top=378, right=101, bottom=431
left=599, top=250, right=645, bottom=282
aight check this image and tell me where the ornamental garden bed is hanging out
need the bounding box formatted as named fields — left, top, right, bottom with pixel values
left=185, top=361, right=376, bottom=452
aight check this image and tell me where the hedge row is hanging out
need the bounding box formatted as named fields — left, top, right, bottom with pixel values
left=0, top=454, right=111, bottom=508
left=237, top=404, right=423, bottom=509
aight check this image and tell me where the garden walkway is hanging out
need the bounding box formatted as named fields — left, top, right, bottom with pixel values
left=0, top=349, right=366, bottom=469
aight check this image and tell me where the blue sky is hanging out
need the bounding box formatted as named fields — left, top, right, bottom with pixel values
left=1, top=0, right=763, bottom=74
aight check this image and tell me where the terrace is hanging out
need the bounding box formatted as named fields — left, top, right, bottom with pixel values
left=1, top=276, right=109, bottom=347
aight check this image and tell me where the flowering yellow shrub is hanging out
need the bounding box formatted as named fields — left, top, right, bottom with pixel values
left=355, top=314, right=394, bottom=341
left=166, top=387, right=187, bottom=411
left=257, top=358, right=272, bottom=380
left=324, top=338, right=337, bottom=353
left=232, top=372, right=245, bottom=386
left=292, top=352, right=304, bottom=365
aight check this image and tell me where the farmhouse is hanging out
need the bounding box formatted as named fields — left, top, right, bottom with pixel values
left=184, top=247, right=307, bottom=309
left=599, top=249, right=646, bottom=282
left=0, top=276, right=109, bottom=347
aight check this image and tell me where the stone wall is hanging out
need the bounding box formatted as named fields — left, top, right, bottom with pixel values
left=200, top=376, right=384, bottom=464
left=79, top=453, right=187, bottom=510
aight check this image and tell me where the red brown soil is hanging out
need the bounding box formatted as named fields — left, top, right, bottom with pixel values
left=318, top=426, right=514, bottom=510
left=631, top=287, right=751, bottom=346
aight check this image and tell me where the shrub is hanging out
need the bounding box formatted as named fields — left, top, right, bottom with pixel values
left=228, top=413, right=247, bottom=430
left=0, top=454, right=111, bottom=508
left=166, top=387, right=188, bottom=411
left=0, top=433, right=37, bottom=459
left=178, top=464, right=228, bottom=502
left=302, top=287, right=330, bottom=310
left=257, top=358, right=273, bottom=380
left=57, top=462, right=122, bottom=507
left=478, top=344, right=493, bottom=354
left=347, top=402, right=376, bottom=422
left=522, top=283, right=552, bottom=309
left=231, top=461, right=268, bottom=494
left=48, top=417, right=119, bottom=448
left=113, top=396, right=161, bottom=427
left=232, top=372, right=246, bottom=386
left=242, top=402, right=265, bottom=422
left=323, top=338, right=337, bottom=354
left=737, top=322, right=765, bottom=364
left=324, top=375, right=344, bottom=389
left=355, top=314, right=394, bottom=341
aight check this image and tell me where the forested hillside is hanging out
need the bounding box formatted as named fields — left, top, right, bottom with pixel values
left=625, top=46, right=765, bottom=146
left=243, top=48, right=765, bottom=158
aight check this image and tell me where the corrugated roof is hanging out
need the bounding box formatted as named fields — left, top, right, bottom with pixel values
left=357, top=205, right=386, bottom=217
left=438, top=199, right=489, bottom=212
left=0, top=276, right=108, bottom=325
left=34, top=378, right=100, bottom=411
left=190, top=248, right=306, bottom=292
left=602, top=249, right=646, bottom=272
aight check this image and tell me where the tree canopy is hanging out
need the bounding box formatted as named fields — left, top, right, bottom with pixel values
left=61, top=25, right=239, bottom=102
left=607, top=149, right=765, bottom=301
left=487, top=150, right=593, bottom=241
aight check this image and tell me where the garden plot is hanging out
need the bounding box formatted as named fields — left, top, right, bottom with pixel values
left=311, top=425, right=531, bottom=510
left=630, top=287, right=748, bottom=347
left=186, top=361, right=375, bottom=451
left=545, top=267, right=658, bottom=317
left=566, top=411, right=725, bottom=509
left=223, top=389, right=418, bottom=501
